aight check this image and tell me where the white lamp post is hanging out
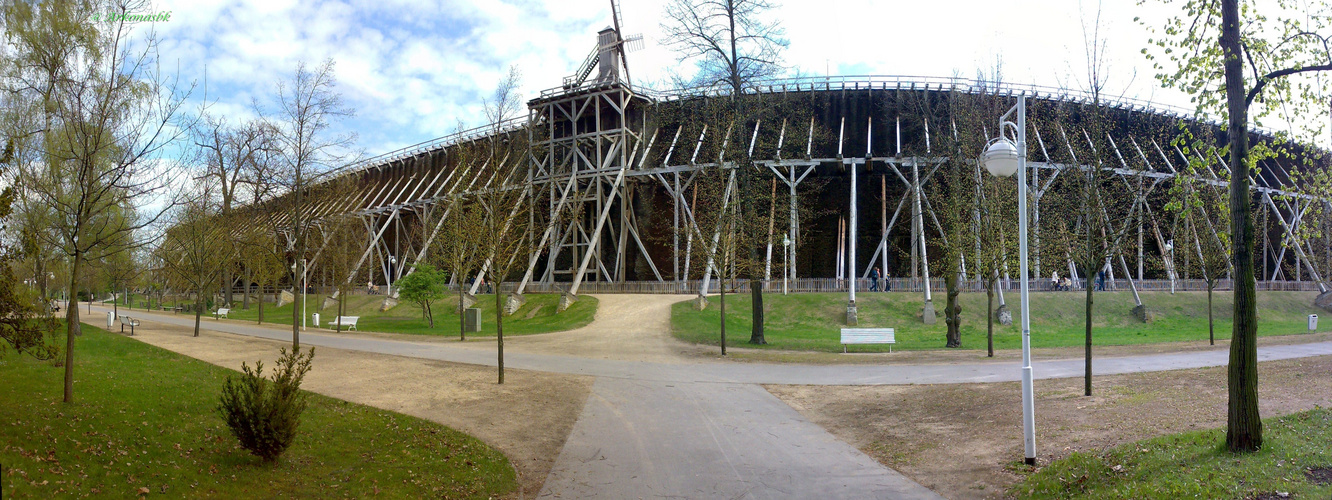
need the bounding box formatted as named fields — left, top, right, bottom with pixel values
left=387, top=255, right=397, bottom=296
left=983, top=94, right=1037, bottom=466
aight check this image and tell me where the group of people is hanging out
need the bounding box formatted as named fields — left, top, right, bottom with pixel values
left=1049, top=272, right=1074, bottom=291
left=867, top=267, right=891, bottom=292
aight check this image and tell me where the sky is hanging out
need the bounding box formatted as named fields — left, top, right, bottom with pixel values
left=128, top=0, right=1197, bottom=162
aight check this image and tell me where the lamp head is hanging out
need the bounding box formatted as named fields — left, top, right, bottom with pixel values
left=983, top=138, right=1021, bottom=178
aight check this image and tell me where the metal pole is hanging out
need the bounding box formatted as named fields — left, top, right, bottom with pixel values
left=1014, top=95, right=1036, bottom=466
left=850, top=160, right=857, bottom=305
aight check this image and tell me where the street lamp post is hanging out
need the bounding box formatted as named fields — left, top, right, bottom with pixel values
left=387, top=255, right=397, bottom=296
left=983, top=94, right=1037, bottom=466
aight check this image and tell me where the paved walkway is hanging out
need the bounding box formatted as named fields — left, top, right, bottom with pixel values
left=83, top=302, right=1332, bottom=499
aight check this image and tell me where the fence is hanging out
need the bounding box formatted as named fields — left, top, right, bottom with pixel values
left=219, top=277, right=1324, bottom=298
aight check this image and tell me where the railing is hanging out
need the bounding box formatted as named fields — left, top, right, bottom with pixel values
left=487, top=278, right=1325, bottom=295
left=344, top=116, right=528, bottom=174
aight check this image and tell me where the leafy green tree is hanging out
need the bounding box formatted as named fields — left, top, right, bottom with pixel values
left=396, top=264, right=445, bottom=328
left=0, top=144, right=57, bottom=360
left=2, top=0, right=194, bottom=403
left=1142, top=0, right=1332, bottom=451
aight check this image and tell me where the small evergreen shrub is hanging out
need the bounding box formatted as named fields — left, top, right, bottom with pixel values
left=217, top=346, right=316, bottom=461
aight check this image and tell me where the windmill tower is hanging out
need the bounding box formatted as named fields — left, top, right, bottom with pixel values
left=520, top=1, right=659, bottom=304
left=565, top=0, right=643, bottom=89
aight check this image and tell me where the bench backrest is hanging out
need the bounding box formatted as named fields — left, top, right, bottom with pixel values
left=217, top=308, right=230, bottom=313
left=840, top=328, right=895, bottom=344
left=334, top=316, right=359, bottom=324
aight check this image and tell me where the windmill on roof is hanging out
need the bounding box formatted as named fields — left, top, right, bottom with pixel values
left=564, top=0, right=644, bottom=89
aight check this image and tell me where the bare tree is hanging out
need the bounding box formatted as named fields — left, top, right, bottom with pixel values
left=266, top=59, right=358, bottom=348
left=472, top=68, right=546, bottom=383
left=196, top=116, right=269, bottom=307
left=158, top=193, right=227, bottom=337
left=662, top=0, right=787, bottom=344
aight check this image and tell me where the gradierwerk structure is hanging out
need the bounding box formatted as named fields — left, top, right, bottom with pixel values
left=242, top=26, right=1332, bottom=316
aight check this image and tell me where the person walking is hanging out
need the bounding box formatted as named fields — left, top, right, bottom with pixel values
left=869, top=267, right=881, bottom=292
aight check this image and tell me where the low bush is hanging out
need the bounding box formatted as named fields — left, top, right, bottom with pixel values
left=217, top=346, right=316, bottom=461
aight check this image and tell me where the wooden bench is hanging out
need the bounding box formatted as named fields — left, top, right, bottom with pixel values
left=120, top=316, right=140, bottom=336
left=328, top=316, right=359, bottom=331
left=214, top=307, right=230, bottom=319
left=840, top=328, right=896, bottom=353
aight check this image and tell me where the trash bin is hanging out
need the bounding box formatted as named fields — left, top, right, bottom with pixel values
left=1310, top=314, right=1319, bottom=332
left=312, top=313, right=320, bottom=328
left=106, top=311, right=115, bottom=329
left=464, top=308, right=482, bottom=333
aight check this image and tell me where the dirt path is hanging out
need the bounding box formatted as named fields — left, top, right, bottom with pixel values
left=480, top=294, right=712, bottom=362
left=107, top=318, right=591, bottom=499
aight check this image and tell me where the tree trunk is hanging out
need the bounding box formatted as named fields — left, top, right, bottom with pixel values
left=749, top=279, right=765, bottom=344
left=63, top=253, right=83, bottom=403
left=496, top=282, right=504, bottom=384
left=1208, top=283, right=1215, bottom=345
left=243, top=268, right=251, bottom=309
left=1221, top=0, right=1262, bottom=453
left=1085, top=270, right=1094, bottom=397
left=986, top=284, right=994, bottom=357
left=337, top=291, right=345, bottom=333
left=292, top=266, right=301, bottom=349
left=459, top=286, right=466, bottom=341
left=257, top=286, right=265, bottom=324
left=944, top=273, right=961, bottom=348
left=225, top=268, right=234, bottom=308
left=193, top=297, right=202, bottom=337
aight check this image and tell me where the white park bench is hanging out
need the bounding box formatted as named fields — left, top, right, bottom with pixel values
left=120, top=316, right=141, bottom=336
left=328, top=316, right=359, bottom=331
left=214, top=307, right=231, bottom=319
left=840, top=328, right=896, bottom=353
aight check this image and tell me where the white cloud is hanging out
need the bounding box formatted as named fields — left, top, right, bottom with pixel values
left=138, top=0, right=1231, bottom=160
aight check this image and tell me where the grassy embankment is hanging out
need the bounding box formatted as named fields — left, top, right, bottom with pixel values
left=144, top=293, right=597, bottom=337
left=0, top=324, right=516, bottom=498
left=672, top=290, right=1328, bottom=352
left=1015, top=407, right=1332, bottom=499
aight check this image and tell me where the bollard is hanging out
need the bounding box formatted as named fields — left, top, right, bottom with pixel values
left=464, top=308, right=482, bottom=332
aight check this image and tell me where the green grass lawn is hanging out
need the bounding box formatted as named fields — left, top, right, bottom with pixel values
left=671, top=290, right=1329, bottom=352
left=1014, top=407, right=1332, bottom=498
left=210, top=293, right=597, bottom=337
left=0, top=324, right=516, bottom=498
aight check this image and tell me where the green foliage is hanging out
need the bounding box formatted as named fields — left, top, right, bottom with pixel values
left=1016, top=407, right=1332, bottom=499
left=396, top=264, right=445, bottom=328
left=0, top=324, right=516, bottom=498
left=217, top=346, right=316, bottom=462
